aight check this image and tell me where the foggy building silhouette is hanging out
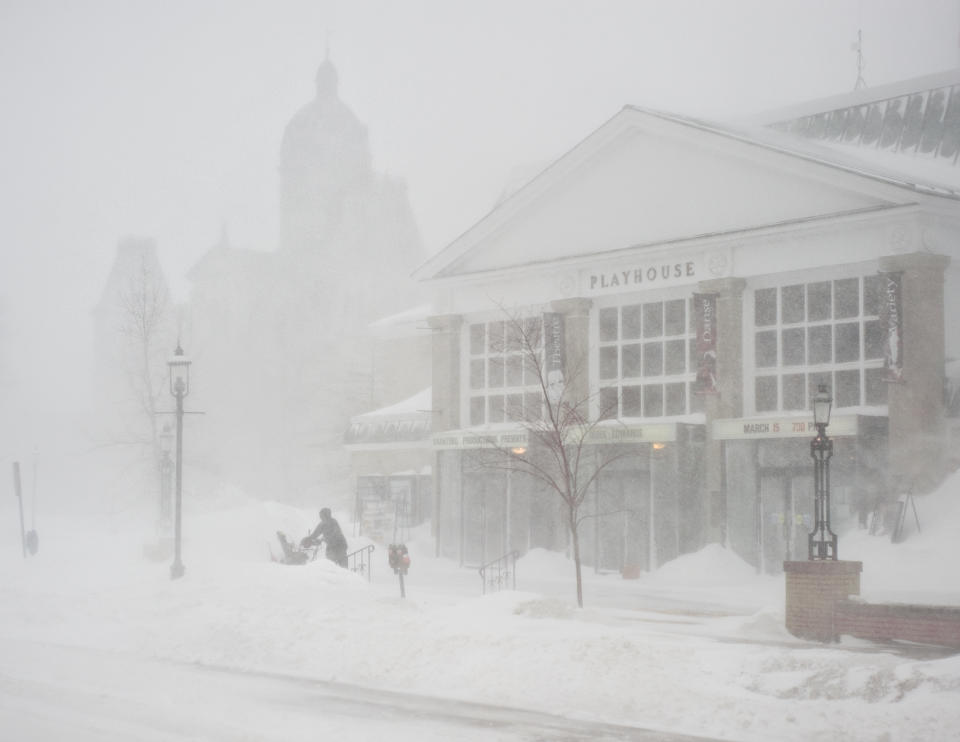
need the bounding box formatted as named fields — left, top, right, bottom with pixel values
left=181, top=56, right=427, bottom=502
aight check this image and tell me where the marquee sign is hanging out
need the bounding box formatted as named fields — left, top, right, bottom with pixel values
left=432, top=423, right=680, bottom=449
left=712, top=415, right=862, bottom=440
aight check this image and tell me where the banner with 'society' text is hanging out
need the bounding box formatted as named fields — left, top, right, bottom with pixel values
left=881, top=272, right=904, bottom=383
left=542, top=312, right=565, bottom=405
left=693, top=293, right=718, bottom=394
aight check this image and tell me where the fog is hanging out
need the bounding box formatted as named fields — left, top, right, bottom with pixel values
left=1, top=1, right=958, bottom=504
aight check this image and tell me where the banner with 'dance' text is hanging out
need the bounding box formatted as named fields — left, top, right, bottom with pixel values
left=693, top=293, right=718, bottom=394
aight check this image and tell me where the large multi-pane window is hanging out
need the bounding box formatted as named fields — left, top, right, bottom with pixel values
left=752, top=275, right=887, bottom=412
left=597, top=297, right=700, bottom=419
left=467, top=319, right=544, bottom=426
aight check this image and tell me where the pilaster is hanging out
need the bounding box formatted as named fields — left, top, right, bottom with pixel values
left=549, top=297, right=593, bottom=406
left=697, top=277, right=746, bottom=543
left=427, top=314, right=463, bottom=434
left=878, top=252, right=951, bottom=490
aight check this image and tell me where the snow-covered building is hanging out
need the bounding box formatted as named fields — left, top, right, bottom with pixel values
left=344, top=387, right=433, bottom=543
left=413, top=70, right=960, bottom=574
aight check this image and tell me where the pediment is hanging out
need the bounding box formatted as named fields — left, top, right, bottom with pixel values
left=420, top=108, right=923, bottom=279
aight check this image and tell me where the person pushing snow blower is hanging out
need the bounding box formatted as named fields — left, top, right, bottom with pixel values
left=301, top=508, right=348, bottom=567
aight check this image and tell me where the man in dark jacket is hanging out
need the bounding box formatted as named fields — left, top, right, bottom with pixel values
left=302, top=508, right=348, bottom=567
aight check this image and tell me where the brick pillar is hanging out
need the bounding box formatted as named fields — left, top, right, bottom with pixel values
left=427, top=314, right=463, bottom=434
left=697, top=277, right=746, bottom=543
left=783, top=560, right=863, bottom=641
left=549, top=297, right=593, bottom=405
left=878, top=252, right=951, bottom=491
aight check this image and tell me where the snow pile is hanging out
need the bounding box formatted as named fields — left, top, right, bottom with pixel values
left=844, top=473, right=960, bottom=606
left=647, top=542, right=759, bottom=586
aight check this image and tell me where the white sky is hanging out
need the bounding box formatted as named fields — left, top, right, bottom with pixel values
left=1, top=0, right=959, bottom=417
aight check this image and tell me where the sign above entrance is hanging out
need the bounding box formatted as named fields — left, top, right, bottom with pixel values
left=582, top=248, right=731, bottom=296
left=432, top=423, right=681, bottom=449
left=581, top=423, right=679, bottom=444
left=712, top=415, right=862, bottom=440
left=432, top=430, right=529, bottom=450
left=586, top=259, right=697, bottom=295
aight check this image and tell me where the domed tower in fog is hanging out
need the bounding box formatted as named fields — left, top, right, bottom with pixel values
left=279, top=58, right=372, bottom=256
left=277, top=56, right=423, bottom=319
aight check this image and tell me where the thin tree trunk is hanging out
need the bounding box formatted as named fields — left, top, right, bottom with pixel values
left=570, top=507, right=583, bottom=608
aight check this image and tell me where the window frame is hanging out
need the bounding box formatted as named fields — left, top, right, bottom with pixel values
left=595, top=293, right=698, bottom=420
left=464, top=315, right=545, bottom=427
left=749, top=270, right=887, bottom=414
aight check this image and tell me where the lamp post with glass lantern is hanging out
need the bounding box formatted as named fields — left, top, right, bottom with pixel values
left=168, top=343, right=191, bottom=579
left=808, top=383, right=838, bottom=560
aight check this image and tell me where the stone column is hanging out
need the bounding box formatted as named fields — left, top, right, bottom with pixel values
left=549, top=297, right=593, bottom=406
left=426, top=314, right=463, bottom=434
left=427, top=314, right=463, bottom=551
left=878, top=252, right=951, bottom=491
left=696, top=277, right=747, bottom=544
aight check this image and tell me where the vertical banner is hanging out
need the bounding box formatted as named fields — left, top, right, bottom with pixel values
left=542, top=312, right=566, bottom=405
left=881, top=272, right=904, bottom=382
left=693, top=293, right=718, bottom=394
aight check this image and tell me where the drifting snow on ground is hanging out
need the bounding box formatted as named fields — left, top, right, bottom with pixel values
left=1, top=475, right=959, bottom=741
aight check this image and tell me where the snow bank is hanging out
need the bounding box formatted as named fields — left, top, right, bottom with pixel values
left=647, top=543, right=759, bottom=586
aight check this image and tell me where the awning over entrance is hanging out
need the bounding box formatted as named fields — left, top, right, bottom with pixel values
left=431, top=421, right=691, bottom=450
left=711, top=413, right=884, bottom=440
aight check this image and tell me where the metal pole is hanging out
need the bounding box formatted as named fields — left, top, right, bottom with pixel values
left=808, top=424, right=837, bottom=560
left=12, top=462, right=25, bottom=558
left=171, top=388, right=185, bottom=579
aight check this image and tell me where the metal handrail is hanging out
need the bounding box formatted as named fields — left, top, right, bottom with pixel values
left=348, top=544, right=375, bottom=581
left=478, top=550, right=519, bottom=594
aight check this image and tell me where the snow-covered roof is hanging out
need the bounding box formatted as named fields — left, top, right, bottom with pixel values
left=414, top=99, right=960, bottom=282
left=743, top=68, right=960, bottom=127
left=367, top=304, right=433, bottom=338
left=642, top=106, right=960, bottom=198
left=344, top=388, right=433, bottom=446
left=355, top=388, right=432, bottom=420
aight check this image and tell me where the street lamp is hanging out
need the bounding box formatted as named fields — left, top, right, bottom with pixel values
left=159, top=422, right=174, bottom=532
left=168, top=343, right=191, bottom=579
left=808, top=383, right=837, bottom=560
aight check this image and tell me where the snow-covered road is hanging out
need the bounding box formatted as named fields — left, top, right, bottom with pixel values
left=0, top=639, right=724, bottom=742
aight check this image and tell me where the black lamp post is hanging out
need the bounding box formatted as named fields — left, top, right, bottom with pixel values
left=159, top=422, right=174, bottom=531
left=168, top=343, right=191, bottom=579
left=808, top=383, right=837, bottom=560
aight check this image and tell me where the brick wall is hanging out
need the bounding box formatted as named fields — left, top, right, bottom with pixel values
left=836, top=601, right=960, bottom=648
left=784, top=560, right=862, bottom=642
left=785, top=560, right=960, bottom=649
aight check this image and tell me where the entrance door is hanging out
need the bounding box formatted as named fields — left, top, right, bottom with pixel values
left=759, top=469, right=811, bottom=570
left=593, top=470, right=649, bottom=573
left=462, top=472, right=507, bottom=567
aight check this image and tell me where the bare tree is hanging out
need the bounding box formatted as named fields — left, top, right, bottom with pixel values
left=474, top=309, right=627, bottom=608
left=113, top=249, right=173, bottom=480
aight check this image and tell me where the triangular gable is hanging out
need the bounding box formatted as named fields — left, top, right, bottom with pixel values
left=416, top=106, right=947, bottom=280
